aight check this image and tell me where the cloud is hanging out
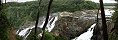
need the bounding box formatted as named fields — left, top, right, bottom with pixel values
left=2, top=0, right=117, bottom=3
left=2, top=0, right=35, bottom=3
left=91, top=0, right=117, bottom=3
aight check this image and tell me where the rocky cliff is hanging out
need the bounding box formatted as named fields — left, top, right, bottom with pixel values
left=51, top=11, right=97, bottom=39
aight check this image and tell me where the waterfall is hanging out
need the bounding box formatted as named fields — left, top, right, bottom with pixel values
left=72, top=23, right=96, bottom=40
left=16, top=15, right=58, bottom=40
left=47, top=16, right=58, bottom=32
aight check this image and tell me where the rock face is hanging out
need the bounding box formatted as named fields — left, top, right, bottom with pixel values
left=16, top=10, right=98, bottom=40
left=52, top=11, right=97, bottom=40
left=52, top=17, right=95, bottom=39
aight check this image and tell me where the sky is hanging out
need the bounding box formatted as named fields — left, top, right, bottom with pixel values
left=2, top=0, right=35, bottom=3
left=2, top=0, right=117, bottom=3
left=91, top=0, right=117, bottom=3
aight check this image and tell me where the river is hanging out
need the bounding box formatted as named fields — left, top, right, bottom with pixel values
left=72, top=23, right=96, bottom=40
left=16, top=9, right=114, bottom=40
left=16, top=15, right=58, bottom=40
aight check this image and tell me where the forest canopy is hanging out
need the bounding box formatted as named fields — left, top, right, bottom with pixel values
left=4, top=0, right=98, bottom=29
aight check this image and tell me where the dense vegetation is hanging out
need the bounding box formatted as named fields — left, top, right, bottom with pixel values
left=0, top=6, right=16, bottom=40
left=4, top=0, right=98, bottom=29
left=110, top=0, right=118, bottom=40
left=1, top=0, right=98, bottom=40
left=0, top=11, right=9, bottom=40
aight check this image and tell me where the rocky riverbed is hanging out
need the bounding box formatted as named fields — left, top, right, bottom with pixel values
left=51, top=11, right=97, bottom=40
left=16, top=10, right=114, bottom=40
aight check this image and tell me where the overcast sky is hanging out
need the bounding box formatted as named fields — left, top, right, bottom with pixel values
left=2, top=0, right=35, bottom=3
left=91, top=0, right=117, bottom=3
left=2, top=0, right=117, bottom=3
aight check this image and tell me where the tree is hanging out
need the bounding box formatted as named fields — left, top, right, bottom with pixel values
left=0, top=1, right=9, bottom=39
left=109, top=0, right=118, bottom=40
left=0, top=1, right=9, bottom=40
left=113, top=0, right=118, bottom=34
left=0, top=1, right=16, bottom=40
left=99, top=0, right=108, bottom=40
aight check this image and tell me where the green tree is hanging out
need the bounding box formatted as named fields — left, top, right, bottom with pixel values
left=4, top=0, right=98, bottom=29
left=112, top=0, right=118, bottom=34
left=0, top=12, right=9, bottom=40
left=110, top=0, right=118, bottom=40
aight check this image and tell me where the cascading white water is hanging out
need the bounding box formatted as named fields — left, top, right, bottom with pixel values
left=47, top=16, right=58, bottom=32
left=72, top=23, right=96, bottom=40
left=16, top=15, right=58, bottom=39
left=17, top=26, right=35, bottom=36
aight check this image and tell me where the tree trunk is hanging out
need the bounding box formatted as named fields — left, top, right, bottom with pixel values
left=34, top=0, right=43, bottom=40
left=99, top=0, right=108, bottom=40
left=41, top=0, right=53, bottom=40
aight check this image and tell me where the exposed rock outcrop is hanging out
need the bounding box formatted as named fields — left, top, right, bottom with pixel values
left=52, top=11, right=97, bottom=39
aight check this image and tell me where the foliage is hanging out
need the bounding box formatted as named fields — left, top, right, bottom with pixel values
left=4, top=0, right=98, bottom=29
left=112, top=0, right=118, bottom=34
left=26, top=28, right=41, bottom=40
left=16, top=35, right=23, bottom=40
left=0, top=3, right=16, bottom=40
left=2, top=0, right=98, bottom=40
left=26, top=30, right=68, bottom=40
left=44, top=32, right=55, bottom=40
left=52, top=0, right=98, bottom=12
left=109, top=33, right=118, bottom=40
left=43, top=32, right=68, bottom=40
left=0, top=11, right=10, bottom=40
left=110, top=0, right=118, bottom=40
